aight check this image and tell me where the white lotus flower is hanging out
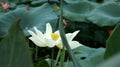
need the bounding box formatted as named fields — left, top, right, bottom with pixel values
left=28, top=23, right=56, bottom=48
left=56, top=30, right=82, bottom=49
left=28, top=23, right=83, bottom=49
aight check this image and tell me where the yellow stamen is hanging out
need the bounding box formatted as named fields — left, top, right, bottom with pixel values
left=51, top=33, right=59, bottom=41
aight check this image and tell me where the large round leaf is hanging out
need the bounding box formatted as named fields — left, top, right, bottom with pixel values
left=4, top=0, right=31, bottom=3
left=73, top=46, right=105, bottom=67
left=0, top=7, right=5, bottom=16
left=87, top=2, right=120, bottom=26
left=45, top=46, right=105, bottom=67
left=64, top=0, right=89, bottom=3
left=97, top=53, right=120, bottom=67
left=63, top=1, right=98, bottom=22
left=0, top=3, right=58, bottom=38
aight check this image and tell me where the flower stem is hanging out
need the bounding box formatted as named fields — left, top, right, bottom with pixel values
left=51, top=48, right=54, bottom=67
left=35, top=46, right=38, bottom=61
left=60, top=48, right=65, bottom=67
left=54, top=49, right=61, bottom=67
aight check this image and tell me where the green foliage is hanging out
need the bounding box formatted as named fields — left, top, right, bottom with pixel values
left=1, top=0, right=120, bottom=67
left=34, top=59, right=49, bottom=67
left=4, top=0, right=31, bottom=3
left=62, top=1, right=120, bottom=26
left=0, top=19, right=33, bottom=67
left=31, top=0, right=48, bottom=5
left=46, top=46, right=104, bottom=67
left=74, top=46, right=105, bottom=67
left=63, top=1, right=98, bottom=22
left=64, top=0, right=89, bottom=4
left=45, top=46, right=105, bottom=67
left=64, top=0, right=104, bottom=3
left=0, top=7, right=4, bottom=15
left=0, top=3, right=58, bottom=38
left=88, top=2, right=120, bottom=26
left=98, top=53, right=120, bottom=67
left=104, top=23, right=120, bottom=59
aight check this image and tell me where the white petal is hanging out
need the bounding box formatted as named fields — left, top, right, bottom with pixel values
left=44, top=23, right=53, bottom=39
left=28, top=30, right=37, bottom=37
left=34, top=27, right=44, bottom=39
left=66, top=30, right=80, bottom=41
left=66, top=33, right=72, bottom=41
left=56, top=41, right=63, bottom=49
left=29, top=37, right=47, bottom=47
left=44, top=38, right=56, bottom=48
left=71, top=30, right=80, bottom=39
left=28, top=29, right=47, bottom=47
left=45, top=23, right=52, bottom=35
left=69, top=41, right=83, bottom=49
left=54, top=30, right=59, bottom=34
left=55, top=36, right=63, bottom=49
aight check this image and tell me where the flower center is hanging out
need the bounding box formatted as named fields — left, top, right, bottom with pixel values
left=51, top=33, right=59, bottom=41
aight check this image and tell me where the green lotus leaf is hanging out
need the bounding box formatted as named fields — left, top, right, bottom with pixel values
left=63, top=1, right=98, bottom=22
left=64, top=0, right=89, bottom=3
left=0, top=3, right=58, bottom=38
left=98, top=53, right=120, bottom=67
left=87, top=2, right=120, bottom=26
left=74, top=46, right=105, bottom=67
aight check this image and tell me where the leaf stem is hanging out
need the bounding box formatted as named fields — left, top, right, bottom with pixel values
left=59, top=0, right=82, bottom=67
